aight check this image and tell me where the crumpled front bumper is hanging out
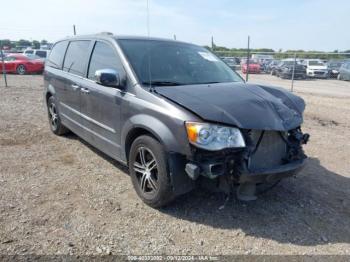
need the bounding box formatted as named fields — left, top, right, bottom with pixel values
left=238, top=158, right=306, bottom=183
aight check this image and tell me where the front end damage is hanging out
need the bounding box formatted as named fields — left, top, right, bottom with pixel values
left=184, top=127, right=309, bottom=200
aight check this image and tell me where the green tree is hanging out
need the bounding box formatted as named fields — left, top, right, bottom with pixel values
left=17, top=39, right=32, bottom=47
left=32, top=40, right=40, bottom=49
left=41, top=39, right=48, bottom=45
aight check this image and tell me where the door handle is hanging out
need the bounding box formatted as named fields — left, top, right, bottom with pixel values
left=81, top=87, right=90, bottom=94
left=71, top=84, right=80, bottom=90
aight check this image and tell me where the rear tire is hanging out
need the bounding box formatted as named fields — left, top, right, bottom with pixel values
left=128, top=135, right=174, bottom=208
left=16, top=64, right=26, bottom=75
left=47, top=96, right=69, bottom=135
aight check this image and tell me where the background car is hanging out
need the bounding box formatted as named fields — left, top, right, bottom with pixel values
left=23, top=49, right=50, bottom=59
left=273, top=60, right=306, bottom=79
left=0, top=54, right=44, bottom=74
left=327, top=60, right=343, bottom=78
left=266, top=60, right=280, bottom=74
left=303, top=59, right=328, bottom=78
left=338, top=62, right=350, bottom=80
left=221, top=57, right=241, bottom=70
left=241, top=58, right=261, bottom=74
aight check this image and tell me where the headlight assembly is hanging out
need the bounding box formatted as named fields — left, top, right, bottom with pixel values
left=185, top=122, right=245, bottom=151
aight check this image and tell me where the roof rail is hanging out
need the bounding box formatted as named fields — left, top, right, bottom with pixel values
left=98, top=32, right=113, bottom=36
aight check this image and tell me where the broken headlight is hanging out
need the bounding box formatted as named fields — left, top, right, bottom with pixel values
left=185, top=122, right=245, bottom=151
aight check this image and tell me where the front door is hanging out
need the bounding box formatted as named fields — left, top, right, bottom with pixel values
left=79, top=41, right=127, bottom=159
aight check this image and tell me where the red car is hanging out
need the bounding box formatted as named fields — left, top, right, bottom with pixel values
left=0, top=54, right=44, bottom=75
left=241, top=58, right=261, bottom=74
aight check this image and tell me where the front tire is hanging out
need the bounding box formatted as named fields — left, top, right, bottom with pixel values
left=16, top=64, right=26, bottom=75
left=129, top=135, right=174, bottom=208
left=47, top=96, right=69, bottom=135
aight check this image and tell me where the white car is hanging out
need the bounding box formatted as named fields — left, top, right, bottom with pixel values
left=303, top=59, right=328, bottom=78
left=23, top=49, right=50, bottom=60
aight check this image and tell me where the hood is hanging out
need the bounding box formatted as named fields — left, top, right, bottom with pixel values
left=308, top=65, right=327, bottom=70
left=156, top=82, right=305, bottom=131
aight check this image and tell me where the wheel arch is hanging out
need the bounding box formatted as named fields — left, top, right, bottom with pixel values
left=45, top=84, right=56, bottom=106
left=121, top=114, right=186, bottom=164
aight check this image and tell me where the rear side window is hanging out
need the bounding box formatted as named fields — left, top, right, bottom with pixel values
left=88, top=41, right=124, bottom=80
left=35, top=50, right=47, bottom=58
left=47, top=41, right=69, bottom=69
left=63, top=41, right=90, bottom=77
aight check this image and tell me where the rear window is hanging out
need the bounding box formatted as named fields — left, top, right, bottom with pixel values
left=35, top=50, right=47, bottom=58
left=63, top=40, right=91, bottom=77
left=47, top=41, right=69, bottom=69
left=24, top=50, right=34, bottom=54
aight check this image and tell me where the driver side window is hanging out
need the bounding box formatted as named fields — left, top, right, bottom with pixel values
left=88, top=41, right=124, bottom=80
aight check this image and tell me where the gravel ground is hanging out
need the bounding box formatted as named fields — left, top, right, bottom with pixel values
left=0, top=75, right=349, bottom=255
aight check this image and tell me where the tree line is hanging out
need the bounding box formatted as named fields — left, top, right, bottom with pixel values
left=0, top=39, right=49, bottom=49
left=206, top=45, right=350, bottom=59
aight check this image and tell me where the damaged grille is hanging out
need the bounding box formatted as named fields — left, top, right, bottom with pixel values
left=248, top=130, right=287, bottom=170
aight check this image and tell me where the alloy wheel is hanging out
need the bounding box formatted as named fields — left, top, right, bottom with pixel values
left=133, top=147, right=159, bottom=195
left=17, top=65, right=26, bottom=75
left=48, top=103, right=58, bottom=130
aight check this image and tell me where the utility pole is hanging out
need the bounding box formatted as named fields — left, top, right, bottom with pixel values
left=73, top=24, right=76, bottom=35
left=211, top=36, right=214, bottom=51
left=173, top=34, right=176, bottom=40
left=0, top=41, right=8, bottom=87
left=245, top=35, right=250, bottom=82
left=291, top=53, right=296, bottom=92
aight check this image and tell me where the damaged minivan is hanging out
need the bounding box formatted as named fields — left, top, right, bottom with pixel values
left=44, top=34, right=309, bottom=207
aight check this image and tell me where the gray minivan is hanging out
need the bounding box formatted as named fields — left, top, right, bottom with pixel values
left=44, top=33, right=309, bottom=207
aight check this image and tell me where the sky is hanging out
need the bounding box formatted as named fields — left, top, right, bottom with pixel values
left=1, top=0, right=348, bottom=51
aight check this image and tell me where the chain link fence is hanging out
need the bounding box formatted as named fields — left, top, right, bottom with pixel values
left=213, top=48, right=350, bottom=92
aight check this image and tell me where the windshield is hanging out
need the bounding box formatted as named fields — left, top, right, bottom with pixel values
left=329, top=62, right=342, bottom=68
left=309, top=61, right=325, bottom=66
left=242, top=58, right=258, bottom=64
left=223, top=58, right=236, bottom=63
left=118, top=39, right=243, bottom=86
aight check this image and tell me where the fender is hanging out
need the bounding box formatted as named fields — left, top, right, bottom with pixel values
left=121, top=114, right=187, bottom=161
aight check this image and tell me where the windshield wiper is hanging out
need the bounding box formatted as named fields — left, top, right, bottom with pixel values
left=142, top=81, right=184, bottom=86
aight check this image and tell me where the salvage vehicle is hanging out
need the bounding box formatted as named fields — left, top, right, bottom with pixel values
left=44, top=34, right=309, bottom=207
left=221, top=57, right=240, bottom=70
left=0, top=53, right=44, bottom=74
left=327, top=60, right=343, bottom=78
left=266, top=60, right=280, bottom=74
left=241, top=58, right=261, bottom=74
left=338, top=61, right=350, bottom=80
left=303, top=59, right=328, bottom=78
left=23, top=49, right=50, bottom=59
left=273, top=60, right=306, bottom=79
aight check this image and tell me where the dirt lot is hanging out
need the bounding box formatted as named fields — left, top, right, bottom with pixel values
left=0, top=75, right=349, bottom=255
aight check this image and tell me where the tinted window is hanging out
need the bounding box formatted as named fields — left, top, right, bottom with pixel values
left=118, top=39, right=242, bottom=85
left=88, top=42, right=124, bottom=80
left=25, top=50, right=34, bottom=54
left=63, top=41, right=90, bottom=76
left=35, top=50, right=47, bottom=58
left=47, top=41, right=69, bottom=69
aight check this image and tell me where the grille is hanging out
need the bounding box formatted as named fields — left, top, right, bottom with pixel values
left=248, top=131, right=287, bottom=170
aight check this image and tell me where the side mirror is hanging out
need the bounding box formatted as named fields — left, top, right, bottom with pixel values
left=95, top=69, right=121, bottom=88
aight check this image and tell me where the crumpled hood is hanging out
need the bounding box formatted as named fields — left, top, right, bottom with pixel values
left=156, top=82, right=305, bottom=131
